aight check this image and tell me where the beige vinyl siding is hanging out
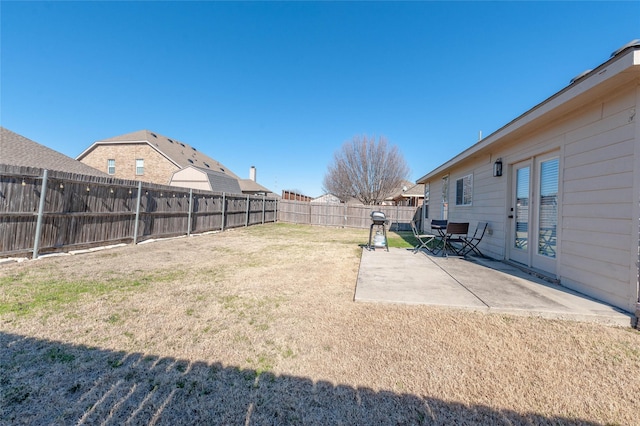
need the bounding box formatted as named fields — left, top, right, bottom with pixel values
left=170, top=167, right=211, bottom=191
left=560, top=89, right=637, bottom=311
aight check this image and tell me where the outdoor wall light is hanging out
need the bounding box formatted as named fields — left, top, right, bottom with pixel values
left=493, top=158, right=503, bottom=177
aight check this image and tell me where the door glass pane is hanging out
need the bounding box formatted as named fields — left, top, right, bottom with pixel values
left=538, top=158, right=558, bottom=258
left=515, top=167, right=529, bottom=250
left=441, top=175, right=449, bottom=220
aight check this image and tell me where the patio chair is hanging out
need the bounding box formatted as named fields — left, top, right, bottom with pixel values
left=410, top=220, right=436, bottom=254
left=441, top=222, right=469, bottom=257
left=461, top=222, right=488, bottom=257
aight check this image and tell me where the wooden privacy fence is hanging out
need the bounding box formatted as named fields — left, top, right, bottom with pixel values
left=278, top=199, right=421, bottom=231
left=0, top=165, right=278, bottom=258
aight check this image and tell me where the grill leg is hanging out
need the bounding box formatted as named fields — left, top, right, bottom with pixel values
left=368, top=224, right=374, bottom=250
left=382, top=225, right=388, bottom=251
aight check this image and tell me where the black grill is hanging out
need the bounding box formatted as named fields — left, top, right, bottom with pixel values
left=370, top=211, right=386, bottom=225
left=368, top=211, right=388, bottom=251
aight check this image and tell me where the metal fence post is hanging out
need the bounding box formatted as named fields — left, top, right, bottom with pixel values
left=274, top=198, right=278, bottom=223
left=245, top=194, right=250, bottom=226
left=187, top=189, right=193, bottom=236
left=133, top=181, right=143, bottom=244
left=344, top=204, right=347, bottom=228
left=32, top=169, right=48, bottom=259
left=221, top=192, right=226, bottom=231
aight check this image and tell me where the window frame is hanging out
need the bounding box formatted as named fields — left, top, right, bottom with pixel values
left=107, top=159, right=115, bottom=175
left=135, top=158, right=144, bottom=175
left=455, top=173, right=473, bottom=206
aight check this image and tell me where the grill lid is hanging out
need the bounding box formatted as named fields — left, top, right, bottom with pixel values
left=370, top=211, right=386, bottom=223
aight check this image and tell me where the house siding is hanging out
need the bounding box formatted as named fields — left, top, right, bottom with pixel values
left=422, top=85, right=639, bottom=313
left=80, top=143, right=179, bottom=185
left=560, top=88, right=637, bottom=312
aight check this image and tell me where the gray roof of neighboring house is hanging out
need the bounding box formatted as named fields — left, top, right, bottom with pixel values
left=188, top=167, right=242, bottom=194
left=238, top=178, right=273, bottom=195
left=0, top=127, right=109, bottom=177
left=399, top=183, right=425, bottom=198
left=77, top=129, right=240, bottom=180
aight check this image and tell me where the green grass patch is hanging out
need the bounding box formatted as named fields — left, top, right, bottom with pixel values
left=0, top=269, right=184, bottom=318
left=386, top=231, right=417, bottom=248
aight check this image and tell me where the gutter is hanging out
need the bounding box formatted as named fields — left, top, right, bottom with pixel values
left=417, top=42, right=640, bottom=183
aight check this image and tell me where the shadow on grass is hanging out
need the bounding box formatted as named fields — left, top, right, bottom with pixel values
left=1, top=332, right=601, bottom=425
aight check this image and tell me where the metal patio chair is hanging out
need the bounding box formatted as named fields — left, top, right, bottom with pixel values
left=461, top=222, right=488, bottom=257
left=410, top=220, right=436, bottom=254
left=440, top=222, right=469, bottom=257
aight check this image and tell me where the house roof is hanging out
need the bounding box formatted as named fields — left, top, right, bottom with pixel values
left=77, top=129, right=240, bottom=180
left=417, top=40, right=640, bottom=183
left=385, top=180, right=418, bottom=201
left=171, top=165, right=242, bottom=194
left=393, top=183, right=425, bottom=200
left=200, top=168, right=243, bottom=194
left=238, top=178, right=273, bottom=195
left=0, top=127, right=109, bottom=177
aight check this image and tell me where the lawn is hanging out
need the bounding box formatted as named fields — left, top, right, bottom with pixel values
left=0, top=223, right=638, bottom=424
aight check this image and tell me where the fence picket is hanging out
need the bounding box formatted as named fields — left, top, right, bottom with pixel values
left=0, top=165, right=277, bottom=258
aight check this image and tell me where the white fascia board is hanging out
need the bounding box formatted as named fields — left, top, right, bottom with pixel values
left=417, top=48, right=640, bottom=183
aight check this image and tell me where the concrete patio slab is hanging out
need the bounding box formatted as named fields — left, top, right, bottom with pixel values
left=355, top=247, right=633, bottom=327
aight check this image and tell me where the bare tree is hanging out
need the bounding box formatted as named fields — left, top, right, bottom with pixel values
left=323, top=135, right=410, bottom=205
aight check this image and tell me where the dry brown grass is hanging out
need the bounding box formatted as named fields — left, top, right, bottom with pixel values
left=1, top=223, right=638, bottom=425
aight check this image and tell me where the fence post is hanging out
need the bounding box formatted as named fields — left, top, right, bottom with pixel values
left=32, top=169, right=48, bottom=259
left=262, top=194, right=266, bottom=224
left=344, top=204, right=347, bottom=228
left=221, top=192, right=226, bottom=231
left=133, top=181, right=143, bottom=244
left=245, top=194, right=250, bottom=226
left=187, top=189, right=193, bottom=236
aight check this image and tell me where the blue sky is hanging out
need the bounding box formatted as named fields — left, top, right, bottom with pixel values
left=2, top=1, right=638, bottom=197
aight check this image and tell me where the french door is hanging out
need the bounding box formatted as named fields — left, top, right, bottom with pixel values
left=509, top=153, right=559, bottom=275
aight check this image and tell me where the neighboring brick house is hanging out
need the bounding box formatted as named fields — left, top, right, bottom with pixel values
left=76, top=130, right=240, bottom=186
left=1, top=127, right=108, bottom=176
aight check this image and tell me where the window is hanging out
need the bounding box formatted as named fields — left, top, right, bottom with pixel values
left=107, top=159, right=115, bottom=175
left=455, top=174, right=473, bottom=206
left=136, top=159, right=144, bottom=175
left=441, top=175, right=449, bottom=219
left=423, top=182, right=430, bottom=218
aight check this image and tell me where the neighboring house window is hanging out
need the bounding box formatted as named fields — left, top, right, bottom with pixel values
left=455, top=174, right=473, bottom=206
left=107, top=159, right=115, bottom=175
left=136, top=159, right=144, bottom=175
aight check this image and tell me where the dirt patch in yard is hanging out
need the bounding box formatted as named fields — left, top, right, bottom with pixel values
left=1, top=223, right=639, bottom=424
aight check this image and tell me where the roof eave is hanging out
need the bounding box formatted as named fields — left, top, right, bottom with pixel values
left=76, top=139, right=181, bottom=168
left=417, top=46, right=640, bottom=184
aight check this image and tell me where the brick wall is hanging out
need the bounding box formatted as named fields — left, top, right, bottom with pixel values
left=80, top=143, right=179, bottom=185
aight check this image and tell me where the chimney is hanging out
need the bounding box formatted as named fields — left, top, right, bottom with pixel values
left=249, top=166, right=256, bottom=182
